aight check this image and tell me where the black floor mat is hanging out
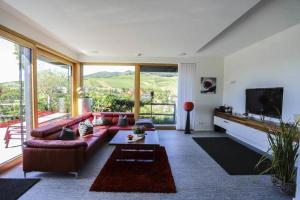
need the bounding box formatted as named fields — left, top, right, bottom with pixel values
left=193, top=137, right=272, bottom=175
left=0, top=178, right=40, bottom=200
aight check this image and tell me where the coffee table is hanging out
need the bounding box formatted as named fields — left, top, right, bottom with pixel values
left=109, top=130, right=160, bottom=162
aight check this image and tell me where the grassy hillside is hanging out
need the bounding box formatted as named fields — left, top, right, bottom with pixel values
left=84, top=71, right=177, bottom=94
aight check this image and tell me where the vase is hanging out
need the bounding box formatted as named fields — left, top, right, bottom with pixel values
left=78, top=97, right=93, bottom=114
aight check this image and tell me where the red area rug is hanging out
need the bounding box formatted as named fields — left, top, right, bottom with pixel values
left=90, top=146, right=176, bottom=193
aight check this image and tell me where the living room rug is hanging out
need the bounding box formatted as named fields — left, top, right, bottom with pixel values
left=90, top=146, right=176, bottom=193
left=0, top=178, right=40, bottom=200
left=193, top=137, right=272, bottom=175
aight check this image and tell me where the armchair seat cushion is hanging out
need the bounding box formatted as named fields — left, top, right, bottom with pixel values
left=24, top=140, right=88, bottom=149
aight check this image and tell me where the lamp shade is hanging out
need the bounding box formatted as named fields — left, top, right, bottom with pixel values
left=184, top=102, right=194, bottom=111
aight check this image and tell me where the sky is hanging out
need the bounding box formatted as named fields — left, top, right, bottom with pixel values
left=83, top=65, right=135, bottom=76
left=0, top=38, right=19, bottom=83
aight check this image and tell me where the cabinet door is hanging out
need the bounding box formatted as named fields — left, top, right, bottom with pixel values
left=214, top=116, right=230, bottom=129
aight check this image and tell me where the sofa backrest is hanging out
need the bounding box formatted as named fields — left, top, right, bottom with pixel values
left=94, top=112, right=135, bottom=126
left=31, top=112, right=93, bottom=139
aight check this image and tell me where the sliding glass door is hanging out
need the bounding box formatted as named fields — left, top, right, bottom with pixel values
left=0, top=37, right=32, bottom=164
left=140, top=65, right=178, bottom=124
left=37, top=56, right=71, bottom=126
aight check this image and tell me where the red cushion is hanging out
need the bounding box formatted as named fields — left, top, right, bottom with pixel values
left=92, top=128, right=108, bottom=138
left=94, top=112, right=135, bottom=125
left=93, top=125, right=110, bottom=129
left=31, top=119, right=71, bottom=138
left=78, top=135, right=101, bottom=155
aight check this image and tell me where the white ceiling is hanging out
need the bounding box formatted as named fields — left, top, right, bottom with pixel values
left=2, top=0, right=260, bottom=58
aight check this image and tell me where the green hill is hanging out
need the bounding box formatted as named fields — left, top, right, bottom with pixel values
left=84, top=71, right=177, bottom=94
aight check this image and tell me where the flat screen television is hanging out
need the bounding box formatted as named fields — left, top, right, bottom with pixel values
left=245, top=87, right=283, bottom=118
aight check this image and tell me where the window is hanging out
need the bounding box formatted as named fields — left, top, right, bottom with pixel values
left=83, top=65, right=135, bottom=112
left=0, top=37, right=32, bottom=164
left=37, top=56, right=71, bottom=126
left=140, top=65, right=178, bottom=124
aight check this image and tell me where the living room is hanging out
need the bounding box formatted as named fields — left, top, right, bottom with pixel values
left=0, top=0, right=300, bottom=200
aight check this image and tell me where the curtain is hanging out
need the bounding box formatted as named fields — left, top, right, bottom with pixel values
left=176, top=63, right=196, bottom=130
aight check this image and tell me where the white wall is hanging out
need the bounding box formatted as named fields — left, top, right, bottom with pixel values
left=194, top=58, right=224, bottom=130
left=223, top=23, right=300, bottom=122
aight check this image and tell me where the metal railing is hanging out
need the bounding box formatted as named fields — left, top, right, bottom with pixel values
left=139, top=103, right=176, bottom=124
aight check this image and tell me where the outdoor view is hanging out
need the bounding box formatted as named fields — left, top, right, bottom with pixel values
left=83, top=65, right=177, bottom=124
left=140, top=66, right=177, bottom=124
left=83, top=65, right=135, bottom=113
left=0, top=37, right=30, bottom=164
left=37, top=56, right=71, bottom=126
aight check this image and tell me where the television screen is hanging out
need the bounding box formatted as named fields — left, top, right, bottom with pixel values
left=245, top=87, right=283, bottom=118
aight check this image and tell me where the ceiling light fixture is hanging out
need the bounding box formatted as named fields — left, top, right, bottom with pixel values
left=136, top=53, right=143, bottom=57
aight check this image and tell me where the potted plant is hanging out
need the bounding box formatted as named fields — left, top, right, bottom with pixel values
left=257, top=119, right=299, bottom=196
left=132, top=125, right=146, bottom=137
left=77, top=87, right=93, bottom=114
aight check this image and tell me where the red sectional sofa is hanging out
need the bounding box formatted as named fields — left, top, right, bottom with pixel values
left=23, top=112, right=136, bottom=177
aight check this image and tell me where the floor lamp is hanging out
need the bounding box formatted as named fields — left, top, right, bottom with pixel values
left=184, top=102, right=194, bottom=134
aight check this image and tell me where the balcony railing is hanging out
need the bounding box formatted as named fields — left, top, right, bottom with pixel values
left=139, top=103, right=176, bottom=124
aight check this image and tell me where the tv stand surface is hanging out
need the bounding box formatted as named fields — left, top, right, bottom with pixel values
left=214, top=111, right=277, bottom=133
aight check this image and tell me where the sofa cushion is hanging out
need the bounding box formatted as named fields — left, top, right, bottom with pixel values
left=92, top=128, right=109, bottom=138
left=94, top=112, right=135, bottom=126
left=58, top=127, right=76, bottom=140
left=31, top=119, right=71, bottom=138
left=93, top=116, right=111, bottom=126
left=78, top=119, right=93, bottom=136
left=117, top=115, right=128, bottom=127
left=24, top=139, right=88, bottom=149
left=79, top=135, right=101, bottom=156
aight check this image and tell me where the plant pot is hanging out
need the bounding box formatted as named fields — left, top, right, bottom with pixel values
left=58, top=97, right=66, bottom=113
left=78, top=97, right=93, bottom=114
left=271, top=175, right=295, bottom=196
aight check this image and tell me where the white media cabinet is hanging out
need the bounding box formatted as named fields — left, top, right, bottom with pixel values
left=214, top=111, right=271, bottom=153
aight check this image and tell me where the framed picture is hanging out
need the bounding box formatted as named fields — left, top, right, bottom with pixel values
left=201, top=77, right=216, bottom=94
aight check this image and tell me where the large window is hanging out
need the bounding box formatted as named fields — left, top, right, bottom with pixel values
left=37, top=56, right=71, bottom=126
left=0, top=37, right=32, bottom=164
left=140, top=66, right=178, bottom=124
left=83, top=65, right=135, bottom=112
left=82, top=64, right=178, bottom=124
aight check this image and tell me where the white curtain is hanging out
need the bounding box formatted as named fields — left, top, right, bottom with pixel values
left=176, top=63, right=196, bottom=130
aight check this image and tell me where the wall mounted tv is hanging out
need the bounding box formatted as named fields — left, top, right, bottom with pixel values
left=245, top=87, right=283, bottom=118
